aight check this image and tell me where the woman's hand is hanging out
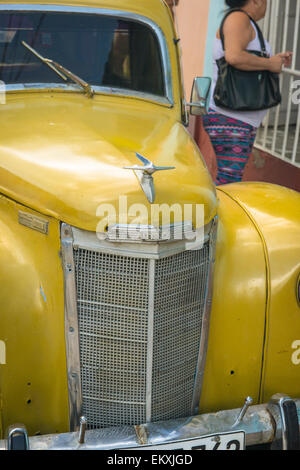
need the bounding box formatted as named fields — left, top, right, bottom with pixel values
left=268, top=52, right=293, bottom=73
left=281, top=52, right=293, bottom=67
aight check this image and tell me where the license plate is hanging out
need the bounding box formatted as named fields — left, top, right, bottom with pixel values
left=131, top=431, right=245, bottom=451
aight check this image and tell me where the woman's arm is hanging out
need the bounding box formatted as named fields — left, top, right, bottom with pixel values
left=222, top=12, right=292, bottom=73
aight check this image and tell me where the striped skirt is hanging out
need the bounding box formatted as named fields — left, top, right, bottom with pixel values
left=202, top=110, right=257, bottom=185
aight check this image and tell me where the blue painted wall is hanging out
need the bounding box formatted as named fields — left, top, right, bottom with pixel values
left=203, top=0, right=225, bottom=79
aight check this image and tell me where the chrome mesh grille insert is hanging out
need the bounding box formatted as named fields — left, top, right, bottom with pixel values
left=73, top=244, right=210, bottom=429
left=152, top=247, right=210, bottom=421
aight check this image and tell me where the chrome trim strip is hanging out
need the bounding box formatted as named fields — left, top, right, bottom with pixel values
left=61, top=223, right=82, bottom=431
left=104, top=221, right=195, bottom=243
left=191, top=216, right=218, bottom=415
left=146, top=259, right=155, bottom=422
left=72, top=225, right=209, bottom=260
left=5, top=83, right=172, bottom=106
left=0, top=4, right=173, bottom=105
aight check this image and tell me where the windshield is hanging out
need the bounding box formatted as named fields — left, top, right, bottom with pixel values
left=0, top=11, right=165, bottom=96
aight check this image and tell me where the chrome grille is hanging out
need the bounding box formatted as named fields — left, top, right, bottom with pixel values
left=152, top=248, right=209, bottom=421
left=72, top=243, right=210, bottom=429
left=74, top=250, right=149, bottom=428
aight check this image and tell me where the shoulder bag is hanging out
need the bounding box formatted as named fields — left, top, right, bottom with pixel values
left=213, top=9, right=281, bottom=111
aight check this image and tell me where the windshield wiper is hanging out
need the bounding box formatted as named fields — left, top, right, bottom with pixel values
left=21, top=41, right=94, bottom=98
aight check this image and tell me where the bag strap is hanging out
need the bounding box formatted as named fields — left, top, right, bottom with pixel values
left=219, top=8, right=266, bottom=54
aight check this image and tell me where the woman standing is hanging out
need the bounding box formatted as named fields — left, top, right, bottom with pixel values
left=203, top=0, right=292, bottom=186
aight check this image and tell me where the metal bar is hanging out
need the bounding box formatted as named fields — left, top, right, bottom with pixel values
left=145, top=259, right=155, bottom=422
left=61, top=224, right=83, bottom=432
left=191, top=218, right=218, bottom=415
left=77, top=299, right=147, bottom=313
left=261, top=114, right=270, bottom=150
left=281, top=74, right=294, bottom=160
left=269, top=0, right=279, bottom=50
left=292, top=101, right=300, bottom=165
left=271, top=0, right=289, bottom=154
left=261, top=0, right=275, bottom=149
left=21, top=40, right=68, bottom=81
left=262, top=0, right=279, bottom=149
left=78, top=417, right=87, bottom=445
left=261, top=1, right=271, bottom=38
left=1, top=400, right=298, bottom=450
left=82, top=396, right=146, bottom=406
left=271, top=74, right=283, bottom=155
left=291, top=0, right=300, bottom=71
left=282, top=0, right=290, bottom=53
left=283, top=68, right=300, bottom=78
left=80, top=332, right=147, bottom=344
left=232, top=397, right=253, bottom=428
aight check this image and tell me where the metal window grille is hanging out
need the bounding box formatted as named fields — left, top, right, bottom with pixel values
left=255, top=0, right=300, bottom=168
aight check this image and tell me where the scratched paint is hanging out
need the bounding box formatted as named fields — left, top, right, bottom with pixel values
left=40, top=286, right=47, bottom=304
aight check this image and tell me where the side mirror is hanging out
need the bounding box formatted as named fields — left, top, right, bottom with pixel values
left=187, top=77, right=211, bottom=116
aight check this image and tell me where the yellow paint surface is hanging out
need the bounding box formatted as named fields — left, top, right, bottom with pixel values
left=220, top=183, right=300, bottom=404
left=201, top=183, right=300, bottom=411
left=0, top=195, right=69, bottom=436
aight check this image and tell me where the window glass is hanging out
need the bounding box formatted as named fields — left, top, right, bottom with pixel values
left=0, top=12, right=165, bottom=96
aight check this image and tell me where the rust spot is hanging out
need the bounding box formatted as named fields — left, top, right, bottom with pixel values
left=134, top=424, right=148, bottom=445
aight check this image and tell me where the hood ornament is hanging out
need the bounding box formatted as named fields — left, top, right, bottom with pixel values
left=124, top=153, right=175, bottom=203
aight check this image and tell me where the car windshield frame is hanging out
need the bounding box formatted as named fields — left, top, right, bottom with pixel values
left=0, top=3, right=173, bottom=105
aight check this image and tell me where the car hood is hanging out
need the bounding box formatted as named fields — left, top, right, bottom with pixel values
left=0, top=92, right=216, bottom=231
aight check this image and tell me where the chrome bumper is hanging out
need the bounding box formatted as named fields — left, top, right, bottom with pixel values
left=1, top=395, right=299, bottom=450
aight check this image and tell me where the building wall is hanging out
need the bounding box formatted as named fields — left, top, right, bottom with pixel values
left=171, top=0, right=300, bottom=191
left=174, top=0, right=211, bottom=100
left=172, top=0, right=223, bottom=176
left=203, top=0, right=225, bottom=79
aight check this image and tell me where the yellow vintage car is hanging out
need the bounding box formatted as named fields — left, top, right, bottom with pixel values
left=0, top=0, right=299, bottom=451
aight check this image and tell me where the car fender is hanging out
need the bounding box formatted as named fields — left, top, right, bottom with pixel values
left=218, top=183, right=300, bottom=404
left=0, top=194, right=69, bottom=436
